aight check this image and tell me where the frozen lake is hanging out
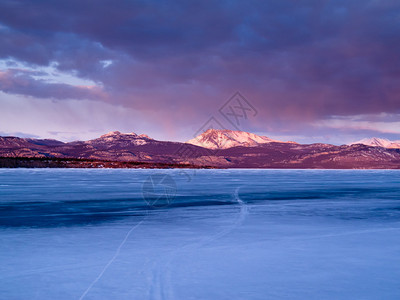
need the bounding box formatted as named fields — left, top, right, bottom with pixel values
left=0, top=169, right=400, bottom=299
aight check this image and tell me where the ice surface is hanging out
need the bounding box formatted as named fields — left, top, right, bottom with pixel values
left=0, top=169, right=400, bottom=299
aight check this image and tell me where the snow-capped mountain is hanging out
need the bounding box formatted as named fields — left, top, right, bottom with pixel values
left=350, top=137, right=400, bottom=149
left=186, top=129, right=295, bottom=149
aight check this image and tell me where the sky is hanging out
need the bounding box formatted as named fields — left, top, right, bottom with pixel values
left=0, top=0, right=400, bottom=145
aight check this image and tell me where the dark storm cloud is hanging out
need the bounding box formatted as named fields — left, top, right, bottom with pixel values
left=0, top=0, right=400, bottom=133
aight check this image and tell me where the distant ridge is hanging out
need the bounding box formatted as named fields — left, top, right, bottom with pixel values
left=1, top=131, right=400, bottom=168
left=350, top=137, right=400, bottom=149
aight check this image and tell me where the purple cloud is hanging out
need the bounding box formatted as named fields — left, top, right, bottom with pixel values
left=0, top=0, right=400, bottom=141
left=0, top=69, right=106, bottom=100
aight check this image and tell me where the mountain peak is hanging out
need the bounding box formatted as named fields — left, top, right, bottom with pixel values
left=350, top=137, right=400, bottom=148
left=187, top=129, right=295, bottom=149
left=100, top=131, right=123, bottom=138
left=100, top=131, right=142, bottom=138
left=93, top=131, right=153, bottom=146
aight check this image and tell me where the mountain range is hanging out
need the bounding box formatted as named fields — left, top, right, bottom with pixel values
left=1, top=130, right=400, bottom=169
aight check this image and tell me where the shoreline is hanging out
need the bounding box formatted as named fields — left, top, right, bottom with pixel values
left=1, top=157, right=400, bottom=170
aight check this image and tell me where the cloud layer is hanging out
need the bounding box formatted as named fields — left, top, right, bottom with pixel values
left=0, top=0, right=400, bottom=142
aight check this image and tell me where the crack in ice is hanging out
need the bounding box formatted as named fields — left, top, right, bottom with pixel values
left=78, top=212, right=148, bottom=300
